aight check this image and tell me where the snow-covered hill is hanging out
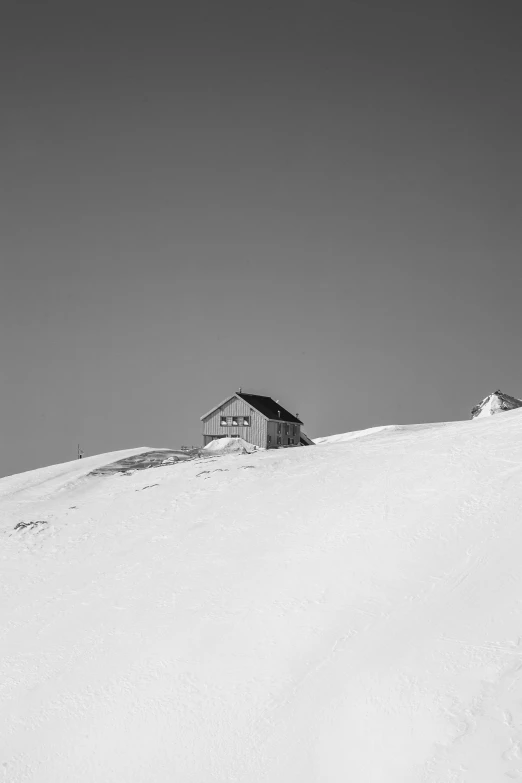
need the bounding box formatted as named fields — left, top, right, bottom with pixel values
left=3, top=412, right=522, bottom=782
left=312, top=421, right=453, bottom=444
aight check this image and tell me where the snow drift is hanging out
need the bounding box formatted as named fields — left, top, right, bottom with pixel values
left=203, top=435, right=257, bottom=453
left=314, top=424, right=399, bottom=444
left=313, top=421, right=454, bottom=445
left=3, top=411, right=522, bottom=781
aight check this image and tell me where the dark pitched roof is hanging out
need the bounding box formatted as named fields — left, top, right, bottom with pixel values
left=237, top=393, right=302, bottom=424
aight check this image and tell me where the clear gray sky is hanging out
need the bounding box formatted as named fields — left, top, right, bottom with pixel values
left=2, top=1, right=522, bottom=477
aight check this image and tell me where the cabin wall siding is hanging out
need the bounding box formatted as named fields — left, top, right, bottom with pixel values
left=266, top=420, right=301, bottom=447
left=202, top=397, right=267, bottom=448
left=266, top=420, right=277, bottom=447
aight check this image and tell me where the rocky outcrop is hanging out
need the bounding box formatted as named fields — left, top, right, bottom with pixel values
left=471, top=390, right=522, bottom=419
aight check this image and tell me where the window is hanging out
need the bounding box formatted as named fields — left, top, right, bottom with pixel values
left=267, top=435, right=272, bottom=446
left=277, top=436, right=281, bottom=446
left=285, top=424, right=289, bottom=435
left=277, top=422, right=281, bottom=435
left=291, top=425, right=295, bottom=437
left=221, top=415, right=250, bottom=427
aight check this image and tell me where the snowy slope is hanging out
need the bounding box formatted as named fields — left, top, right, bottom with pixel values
left=313, top=421, right=454, bottom=445
left=0, top=447, right=151, bottom=501
left=3, top=413, right=522, bottom=781
left=313, top=423, right=397, bottom=443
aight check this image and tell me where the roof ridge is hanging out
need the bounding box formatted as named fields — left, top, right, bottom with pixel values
left=236, top=392, right=303, bottom=424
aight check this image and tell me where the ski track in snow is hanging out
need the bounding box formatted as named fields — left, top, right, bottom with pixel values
left=2, top=413, right=522, bottom=780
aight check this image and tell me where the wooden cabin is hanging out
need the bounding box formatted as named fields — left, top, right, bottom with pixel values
left=201, top=391, right=306, bottom=449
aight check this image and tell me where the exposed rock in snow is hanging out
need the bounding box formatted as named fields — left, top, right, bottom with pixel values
left=203, top=436, right=257, bottom=454
left=89, top=448, right=200, bottom=476
left=471, top=389, right=522, bottom=419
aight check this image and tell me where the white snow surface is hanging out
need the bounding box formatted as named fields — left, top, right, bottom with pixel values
left=4, top=413, right=522, bottom=781
left=473, top=394, right=505, bottom=418
left=472, top=394, right=503, bottom=419
left=313, top=424, right=399, bottom=444
left=313, top=421, right=454, bottom=445
left=203, top=436, right=257, bottom=453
